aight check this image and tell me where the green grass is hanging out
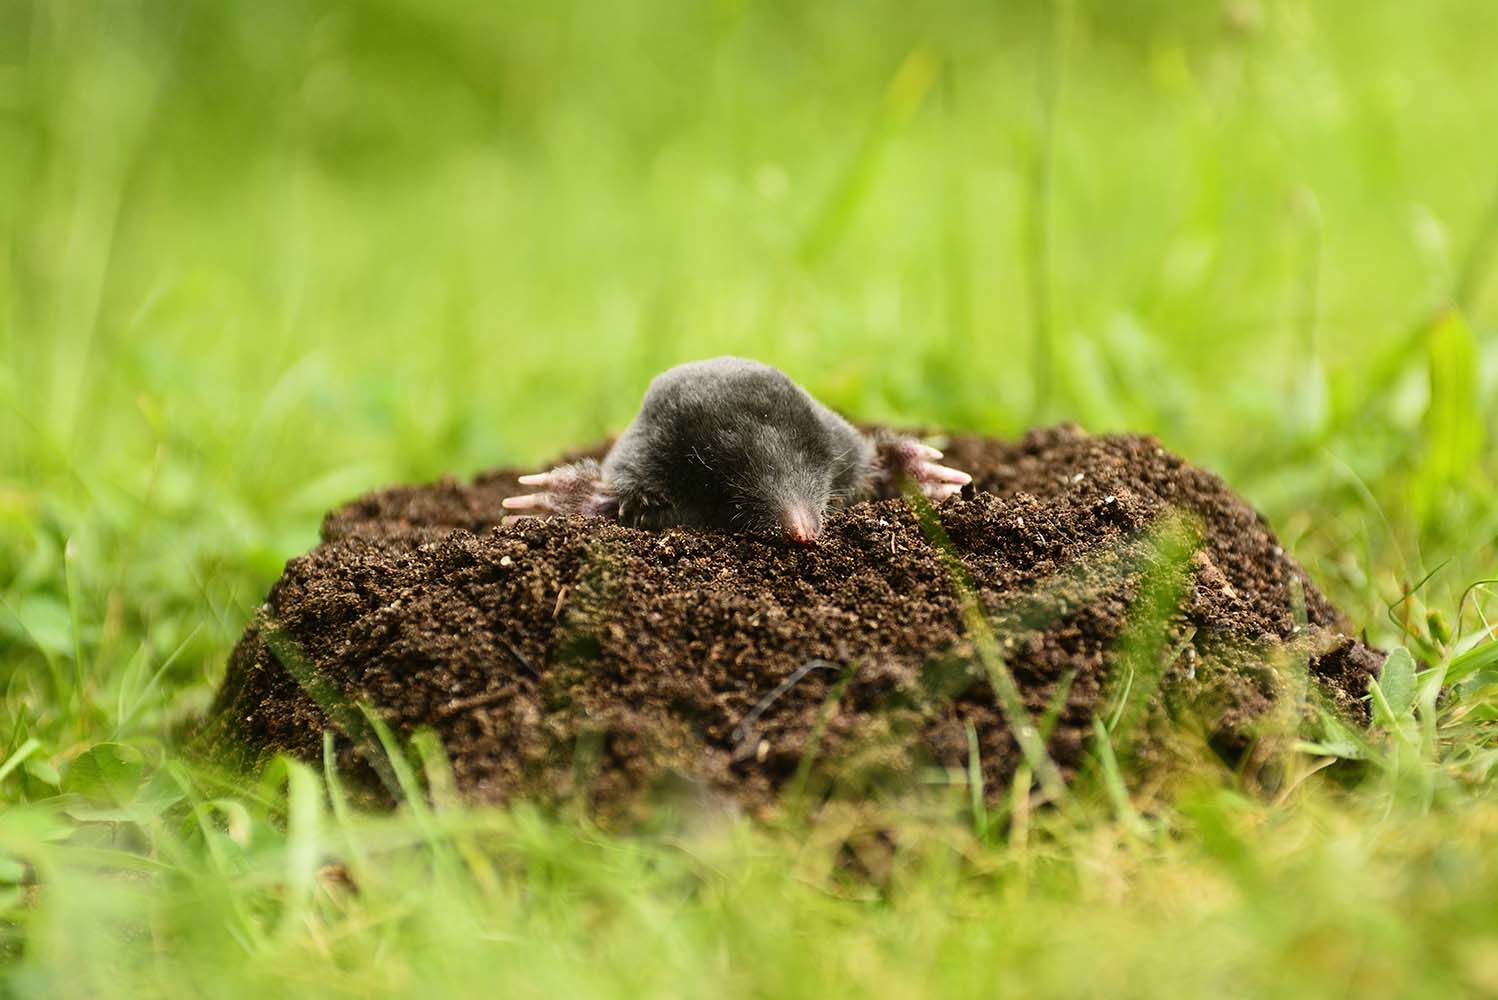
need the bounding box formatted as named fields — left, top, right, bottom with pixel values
left=3, top=0, right=1498, bottom=995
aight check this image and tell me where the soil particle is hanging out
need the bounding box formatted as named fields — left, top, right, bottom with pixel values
left=202, top=426, right=1380, bottom=818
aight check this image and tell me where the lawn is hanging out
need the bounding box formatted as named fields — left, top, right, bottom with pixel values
left=3, top=0, right=1498, bottom=996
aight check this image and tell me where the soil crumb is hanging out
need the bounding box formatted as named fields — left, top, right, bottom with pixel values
left=202, top=426, right=1380, bottom=819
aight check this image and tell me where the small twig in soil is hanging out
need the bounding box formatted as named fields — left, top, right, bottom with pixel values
left=731, top=658, right=841, bottom=758
left=498, top=637, right=538, bottom=677
left=435, top=640, right=538, bottom=719
left=435, top=688, right=513, bottom=721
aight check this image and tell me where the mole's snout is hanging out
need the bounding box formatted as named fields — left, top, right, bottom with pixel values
left=781, top=504, right=820, bottom=546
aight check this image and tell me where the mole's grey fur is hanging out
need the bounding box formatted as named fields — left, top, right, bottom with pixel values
left=605, top=357, right=873, bottom=535
left=502, top=356, right=970, bottom=544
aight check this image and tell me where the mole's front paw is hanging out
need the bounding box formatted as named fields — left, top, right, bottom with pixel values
left=501, top=459, right=614, bottom=518
left=879, top=437, right=972, bottom=503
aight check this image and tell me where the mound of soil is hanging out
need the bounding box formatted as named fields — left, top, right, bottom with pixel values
left=203, top=426, right=1380, bottom=818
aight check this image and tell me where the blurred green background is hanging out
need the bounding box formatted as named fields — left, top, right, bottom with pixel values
left=2, top=1, right=1498, bottom=996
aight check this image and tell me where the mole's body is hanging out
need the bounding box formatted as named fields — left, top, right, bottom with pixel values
left=502, top=357, right=969, bottom=544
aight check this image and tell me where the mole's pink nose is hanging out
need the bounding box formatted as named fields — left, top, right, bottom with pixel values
left=781, top=505, right=820, bottom=546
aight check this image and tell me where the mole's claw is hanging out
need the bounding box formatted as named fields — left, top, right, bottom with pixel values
left=501, top=458, right=612, bottom=519
left=502, top=493, right=550, bottom=511
left=918, top=462, right=972, bottom=486
left=923, top=482, right=965, bottom=503
left=873, top=433, right=973, bottom=502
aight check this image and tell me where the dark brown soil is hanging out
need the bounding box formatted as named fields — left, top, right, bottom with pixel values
left=202, top=425, right=1381, bottom=819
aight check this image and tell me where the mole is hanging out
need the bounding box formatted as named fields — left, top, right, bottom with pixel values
left=502, top=357, right=971, bottom=545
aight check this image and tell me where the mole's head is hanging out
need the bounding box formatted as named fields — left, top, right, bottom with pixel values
left=605, top=356, right=873, bottom=543
left=733, top=436, right=834, bottom=545
left=670, top=421, right=851, bottom=546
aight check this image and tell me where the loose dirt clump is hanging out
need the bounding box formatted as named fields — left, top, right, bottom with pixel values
left=202, top=426, right=1380, bottom=819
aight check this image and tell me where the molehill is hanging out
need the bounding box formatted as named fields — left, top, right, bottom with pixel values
left=202, top=426, right=1381, bottom=818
